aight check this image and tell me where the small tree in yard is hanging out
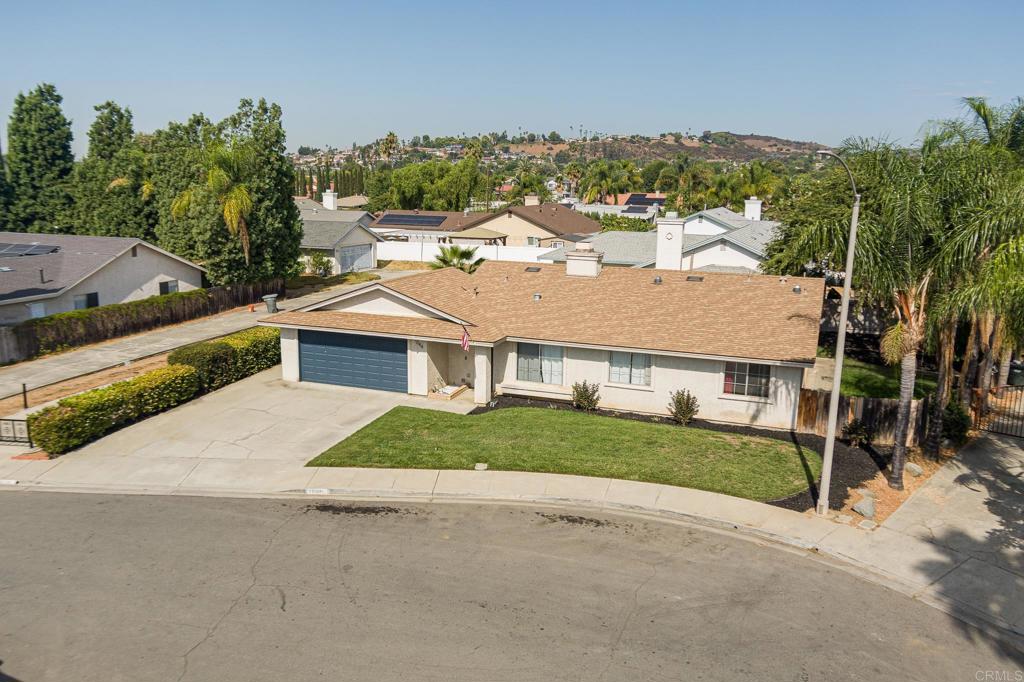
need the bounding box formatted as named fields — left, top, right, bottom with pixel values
left=571, top=381, right=600, bottom=411
left=668, top=389, right=699, bottom=425
left=307, top=251, right=333, bottom=277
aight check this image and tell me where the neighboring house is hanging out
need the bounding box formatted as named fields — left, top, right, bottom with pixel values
left=603, top=192, right=667, bottom=207
left=370, top=204, right=600, bottom=248
left=260, top=248, right=823, bottom=429
left=649, top=198, right=778, bottom=273
left=337, top=194, right=369, bottom=208
left=369, top=210, right=485, bottom=243
left=295, top=195, right=379, bottom=273
left=467, top=204, right=601, bottom=248
left=572, top=202, right=659, bottom=223
left=0, top=232, right=204, bottom=325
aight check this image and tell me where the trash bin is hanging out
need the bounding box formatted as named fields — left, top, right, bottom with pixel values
left=262, top=294, right=279, bottom=313
left=1011, top=367, right=1024, bottom=387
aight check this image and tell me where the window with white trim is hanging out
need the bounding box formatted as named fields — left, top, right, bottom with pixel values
left=723, top=362, right=771, bottom=398
left=516, top=343, right=563, bottom=384
left=609, top=351, right=651, bottom=386
left=73, top=292, right=99, bottom=310
left=526, top=236, right=541, bottom=246
left=159, top=279, right=179, bottom=295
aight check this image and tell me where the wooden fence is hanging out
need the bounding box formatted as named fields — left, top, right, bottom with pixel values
left=4, top=279, right=285, bottom=363
left=797, top=388, right=930, bottom=446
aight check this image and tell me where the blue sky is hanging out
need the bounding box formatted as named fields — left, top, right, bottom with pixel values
left=2, top=0, right=1021, bottom=156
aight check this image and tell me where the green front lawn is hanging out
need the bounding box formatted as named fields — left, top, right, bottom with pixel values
left=309, top=406, right=821, bottom=502
left=841, top=358, right=937, bottom=400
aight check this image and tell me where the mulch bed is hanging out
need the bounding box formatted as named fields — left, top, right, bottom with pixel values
left=471, top=395, right=891, bottom=512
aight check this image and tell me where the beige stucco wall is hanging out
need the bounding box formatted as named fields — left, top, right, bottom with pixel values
left=472, top=213, right=558, bottom=246
left=0, top=245, right=202, bottom=324
left=426, top=341, right=450, bottom=391
left=321, top=289, right=438, bottom=318
left=492, top=341, right=803, bottom=429
left=447, top=344, right=475, bottom=387
left=683, top=241, right=762, bottom=272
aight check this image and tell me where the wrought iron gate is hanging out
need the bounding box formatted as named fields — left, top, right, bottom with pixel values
left=978, top=386, right=1024, bottom=438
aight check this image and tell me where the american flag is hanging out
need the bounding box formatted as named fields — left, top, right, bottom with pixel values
left=460, top=327, right=470, bottom=351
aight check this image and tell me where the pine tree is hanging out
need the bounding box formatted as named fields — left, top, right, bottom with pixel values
left=68, top=101, right=157, bottom=239
left=0, top=140, right=10, bottom=229
left=5, top=83, right=74, bottom=232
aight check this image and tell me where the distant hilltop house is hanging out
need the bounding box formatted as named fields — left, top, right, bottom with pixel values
left=0, top=232, right=204, bottom=325
left=369, top=202, right=601, bottom=249
left=543, top=197, right=777, bottom=274
left=295, top=195, right=380, bottom=273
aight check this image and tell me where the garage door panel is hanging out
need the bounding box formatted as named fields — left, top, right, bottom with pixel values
left=298, top=331, right=407, bottom=392
left=337, top=244, right=374, bottom=272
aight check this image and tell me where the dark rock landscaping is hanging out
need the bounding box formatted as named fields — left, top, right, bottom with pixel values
left=471, top=395, right=891, bottom=511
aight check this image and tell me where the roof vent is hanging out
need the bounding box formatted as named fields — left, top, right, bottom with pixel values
left=686, top=275, right=704, bottom=282
left=653, top=276, right=662, bottom=285
left=792, top=284, right=802, bottom=294
left=532, top=293, right=542, bottom=301
left=525, top=266, right=541, bottom=272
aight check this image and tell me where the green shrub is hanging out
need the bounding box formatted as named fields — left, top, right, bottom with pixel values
left=168, top=341, right=237, bottom=391
left=841, top=418, right=874, bottom=447
left=668, top=389, right=700, bottom=425
left=571, top=381, right=601, bottom=411
left=307, top=251, right=333, bottom=277
left=18, top=289, right=212, bottom=356
left=28, top=365, right=200, bottom=454
left=222, top=327, right=280, bottom=380
left=942, top=401, right=972, bottom=445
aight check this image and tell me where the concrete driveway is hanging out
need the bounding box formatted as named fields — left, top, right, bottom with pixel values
left=16, top=367, right=473, bottom=492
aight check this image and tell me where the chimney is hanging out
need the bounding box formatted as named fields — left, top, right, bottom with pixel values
left=322, top=190, right=338, bottom=211
left=524, top=194, right=540, bottom=206
left=655, top=214, right=685, bottom=270
left=744, top=196, right=762, bottom=221
left=565, top=241, right=603, bottom=277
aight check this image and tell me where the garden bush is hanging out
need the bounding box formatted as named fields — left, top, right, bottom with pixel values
left=571, top=380, right=601, bottom=411
left=942, top=401, right=972, bottom=445
left=168, top=341, right=237, bottom=391
left=28, top=365, right=200, bottom=454
left=841, top=418, right=874, bottom=447
left=668, top=389, right=700, bottom=425
left=222, top=327, right=281, bottom=379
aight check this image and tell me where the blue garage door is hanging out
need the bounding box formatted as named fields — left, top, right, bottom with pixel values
left=298, top=330, right=407, bottom=392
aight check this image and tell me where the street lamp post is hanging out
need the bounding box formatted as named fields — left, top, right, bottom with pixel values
left=815, top=150, right=860, bottom=517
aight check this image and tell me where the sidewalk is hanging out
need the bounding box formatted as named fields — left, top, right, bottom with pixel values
left=2, top=433, right=1021, bottom=643
left=0, top=270, right=407, bottom=399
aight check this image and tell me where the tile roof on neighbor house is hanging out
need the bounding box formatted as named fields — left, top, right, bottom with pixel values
left=0, top=232, right=203, bottom=304
left=300, top=220, right=381, bottom=250
left=687, top=206, right=781, bottom=233
left=265, top=261, right=824, bottom=364
left=337, top=194, right=368, bottom=208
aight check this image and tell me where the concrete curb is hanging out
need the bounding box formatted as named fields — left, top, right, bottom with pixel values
left=3, top=471, right=1021, bottom=649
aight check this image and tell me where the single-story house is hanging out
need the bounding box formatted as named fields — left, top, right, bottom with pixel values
left=0, top=232, right=204, bottom=324
left=294, top=196, right=379, bottom=273
left=260, top=245, right=823, bottom=429
left=370, top=204, right=601, bottom=248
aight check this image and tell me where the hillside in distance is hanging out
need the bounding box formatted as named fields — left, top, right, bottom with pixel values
left=509, top=132, right=823, bottom=164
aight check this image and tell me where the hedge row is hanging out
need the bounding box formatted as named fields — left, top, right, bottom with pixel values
left=168, top=327, right=280, bottom=390
left=18, top=289, right=214, bottom=356
left=28, top=327, right=282, bottom=455
left=28, top=365, right=201, bottom=454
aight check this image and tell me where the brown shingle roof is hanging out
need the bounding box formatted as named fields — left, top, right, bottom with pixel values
left=490, top=203, right=600, bottom=236
left=268, top=262, right=824, bottom=364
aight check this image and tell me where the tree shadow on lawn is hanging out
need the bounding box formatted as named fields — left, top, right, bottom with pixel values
left=911, top=434, right=1024, bottom=659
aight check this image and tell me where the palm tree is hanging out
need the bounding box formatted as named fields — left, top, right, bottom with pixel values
left=171, top=140, right=256, bottom=265
left=379, top=131, right=399, bottom=165
left=431, top=245, right=485, bottom=273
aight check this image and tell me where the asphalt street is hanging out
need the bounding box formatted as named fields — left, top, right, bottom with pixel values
left=0, top=492, right=1019, bottom=681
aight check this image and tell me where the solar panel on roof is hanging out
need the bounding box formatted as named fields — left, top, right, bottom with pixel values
left=623, top=205, right=648, bottom=214
left=624, top=194, right=663, bottom=207
left=376, top=214, right=447, bottom=228
left=0, top=242, right=59, bottom=256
